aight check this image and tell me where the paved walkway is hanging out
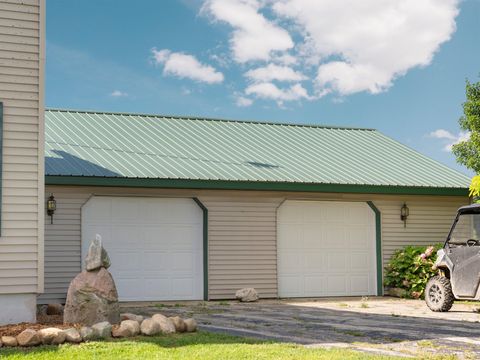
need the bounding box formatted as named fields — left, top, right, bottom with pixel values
left=125, top=297, right=480, bottom=358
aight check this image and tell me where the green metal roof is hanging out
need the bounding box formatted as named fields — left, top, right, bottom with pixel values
left=45, top=109, right=470, bottom=193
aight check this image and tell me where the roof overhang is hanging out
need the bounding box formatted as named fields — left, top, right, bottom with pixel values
left=45, top=175, right=469, bottom=196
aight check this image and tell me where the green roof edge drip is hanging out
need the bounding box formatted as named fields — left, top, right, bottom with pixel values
left=45, top=176, right=469, bottom=196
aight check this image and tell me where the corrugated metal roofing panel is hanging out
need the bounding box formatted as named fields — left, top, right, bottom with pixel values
left=44, top=109, right=470, bottom=189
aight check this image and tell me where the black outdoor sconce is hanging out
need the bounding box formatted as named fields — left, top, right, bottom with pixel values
left=400, top=202, right=409, bottom=228
left=47, top=194, right=57, bottom=224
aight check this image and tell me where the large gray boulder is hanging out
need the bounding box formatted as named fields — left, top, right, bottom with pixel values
left=85, top=235, right=111, bottom=271
left=64, top=235, right=119, bottom=326
left=63, top=267, right=120, bottom=325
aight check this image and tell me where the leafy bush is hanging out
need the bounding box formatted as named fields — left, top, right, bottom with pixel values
left=384, top=244, right=443, bottom=299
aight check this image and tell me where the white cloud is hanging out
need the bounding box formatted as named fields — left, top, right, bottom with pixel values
left=245, top=82, right=311, bottom=103
left=202, top=0, right=294, bottom=63
left=110, top=90, right=128, bottom=97
left=152, top=48, right=224, bottom=84
left=151, top=0, right=460, bottom=107
left=429, top=129, right=457, bottom=141
left=272, top=0, right=459, bottom=96
left=236, top=96, right=253, bottom=107
left=245, top=64, right=306, bottom=83
left=429, top=129, right=470, bottom=151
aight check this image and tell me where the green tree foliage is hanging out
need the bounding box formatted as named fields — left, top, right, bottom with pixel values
left=452, top=79, right=480, bottom=172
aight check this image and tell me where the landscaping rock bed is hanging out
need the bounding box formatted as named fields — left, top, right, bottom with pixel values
left=0, top=238, right=196, bottom=349
left=0, top=312, right=197, bottom=348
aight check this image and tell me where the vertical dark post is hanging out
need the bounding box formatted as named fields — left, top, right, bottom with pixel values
left=193, top=198, right=208, bottom=301
left=367, top=201, right=383, bottom=296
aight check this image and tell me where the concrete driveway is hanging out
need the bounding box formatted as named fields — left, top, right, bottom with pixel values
left=125, top=297, right=480, bottom=358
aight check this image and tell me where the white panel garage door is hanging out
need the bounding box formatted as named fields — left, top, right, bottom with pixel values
left=82, top=196, right=203, bottom=301
left=277, top=201, right=377, bottom=297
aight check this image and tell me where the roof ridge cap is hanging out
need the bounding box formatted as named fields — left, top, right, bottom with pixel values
left=45, top=108, right=376, bottom=131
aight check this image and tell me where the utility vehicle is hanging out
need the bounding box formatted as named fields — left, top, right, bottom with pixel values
left=425, top=203, right=480, bottom=312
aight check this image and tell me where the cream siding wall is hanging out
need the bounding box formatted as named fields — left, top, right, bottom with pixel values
left=41, top=185, right=468, bottom=302
left=199, top=197, right=282, bottom=299
left=0, top=0, right=44, bottom=295
left=375, top=199, right=466, bottom=266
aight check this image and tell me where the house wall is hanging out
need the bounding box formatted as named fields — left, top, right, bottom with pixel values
left=0, top=0, right=44, bottom=324
left=40, top=185, right=467, bottom=303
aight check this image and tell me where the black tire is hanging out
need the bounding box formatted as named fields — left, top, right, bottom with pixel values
left=425, top=275, right=454, bottom=312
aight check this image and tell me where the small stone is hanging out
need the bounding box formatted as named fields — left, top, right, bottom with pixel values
left=152, top=314, right=176, bottom=334
left=2, top=336, right=18, bottom=347
left=80, top=326, right=95, bottom=341
left=184, top=318, right=197, bottom=332
left=235, top=288, right=259, bottom=302
left=140, top=318, right=160, bottom=336
left=38, top=328, right=66, bottom=345
left=122, top=320, right=140, bottom=335
left=112, top=326, right=129, bottom=338
left=64, top=328, right=82, bottom=343
left=17, top=329, right=41, bottom=347
left=92, top=321, right=112, bottom=338
left=169, top=316, right=186, bottom=333
left=120, top=313, right=144, bottom=324
left=112, top=320, right=140, bottom=338
left=47, top=303, right=64, bottom=315
left=85, top=234, right=111, bottom=271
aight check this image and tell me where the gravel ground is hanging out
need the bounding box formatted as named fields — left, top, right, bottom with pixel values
left=125, top=297, right=480, bottom=358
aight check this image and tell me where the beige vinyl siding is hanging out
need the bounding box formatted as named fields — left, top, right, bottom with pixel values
left=375, top=198, right=467, bottom=267
left=0, top=0, right=44, bottom=295
left=199, top=197, right=282, bottom=300
left=41, top=185, right=468, bottom=302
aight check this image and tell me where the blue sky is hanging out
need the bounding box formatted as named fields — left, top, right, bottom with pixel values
left=46, top=0, right=480, bottom=175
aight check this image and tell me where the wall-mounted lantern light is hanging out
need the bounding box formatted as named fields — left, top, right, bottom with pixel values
left=400, top=202, right=409, bottom=228
left=47, top=194, right=57, bottom=224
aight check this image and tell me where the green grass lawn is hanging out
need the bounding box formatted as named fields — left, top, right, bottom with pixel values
left=0, top=331, right=450, bottom=360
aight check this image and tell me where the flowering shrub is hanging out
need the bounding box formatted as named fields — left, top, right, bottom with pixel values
left=383, top=244, right=443, bottom=299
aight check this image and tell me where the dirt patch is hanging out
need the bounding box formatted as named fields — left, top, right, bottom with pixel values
left=0, top=314, right=78, bottom=337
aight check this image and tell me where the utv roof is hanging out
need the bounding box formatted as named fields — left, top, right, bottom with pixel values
left=458, top=203, right=480, bottom=214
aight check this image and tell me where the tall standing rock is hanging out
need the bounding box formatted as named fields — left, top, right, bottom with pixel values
left=64, top=235, right=120, bottom=325
left=85, top=234, right=111, bottom=271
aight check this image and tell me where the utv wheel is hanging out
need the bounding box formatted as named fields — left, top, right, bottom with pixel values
left=425, top=275, right=454, bottom=312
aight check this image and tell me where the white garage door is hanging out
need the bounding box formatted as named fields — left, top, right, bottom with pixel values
left=277, top=201, right=377, bottom=297
left=81, top=196, right=203, bottom=301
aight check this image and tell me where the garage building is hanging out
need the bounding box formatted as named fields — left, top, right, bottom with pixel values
left=41, top=109, right=470, bottom=303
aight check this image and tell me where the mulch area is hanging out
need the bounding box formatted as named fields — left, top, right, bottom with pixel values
left=0, top=314, right=78, bottom=337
